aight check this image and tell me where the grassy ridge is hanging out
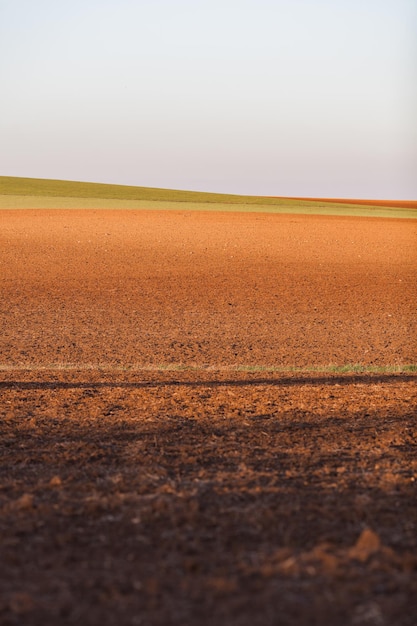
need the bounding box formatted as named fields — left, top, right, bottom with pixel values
left=3, top=195, right=417, bottom=218
left=0, top=176, right=309, bottom=205
left=1, top=176, right=417, bottom=218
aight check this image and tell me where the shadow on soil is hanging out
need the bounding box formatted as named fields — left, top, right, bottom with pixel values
left=1, top=373, right=416, bottom=390
left=1, top=373, right=417, bottom=625
left=1, top=402, right=417, bottom=626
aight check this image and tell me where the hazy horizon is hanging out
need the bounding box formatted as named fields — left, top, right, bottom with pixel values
left=1, top=1, right=416, bottom=199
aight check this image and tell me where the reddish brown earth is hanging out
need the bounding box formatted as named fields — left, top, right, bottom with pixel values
left=0, top=210, right=416, bottom=626
left=281, top=198, right=417, bottom=209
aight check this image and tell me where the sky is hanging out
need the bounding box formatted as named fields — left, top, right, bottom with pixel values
left=1, top=0, right=416, bottom=198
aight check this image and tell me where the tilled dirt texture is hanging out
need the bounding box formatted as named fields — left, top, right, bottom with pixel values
left=1, top=210, right=416, bottom=368
left=0, top=210, right=416, bottom=626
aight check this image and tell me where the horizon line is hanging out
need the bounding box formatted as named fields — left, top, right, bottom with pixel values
left=1, top=175, right=416, bottom=204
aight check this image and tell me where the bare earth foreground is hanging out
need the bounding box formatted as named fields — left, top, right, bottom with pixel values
left=1, top=210, right=416, bottom=626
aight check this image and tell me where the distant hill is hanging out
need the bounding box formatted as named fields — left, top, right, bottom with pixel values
left=1, top=176, right=416, bottom=218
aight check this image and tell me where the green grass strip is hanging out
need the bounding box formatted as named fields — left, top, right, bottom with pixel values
left=2, top=195, right=417, bottom=219
left=1, top=177, right=416, bottom=218
left=0, top=363, right=416, bottom=374
left=0, top=176, right=375, bottom=205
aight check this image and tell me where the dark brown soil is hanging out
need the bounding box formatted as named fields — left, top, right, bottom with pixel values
left=0, top=210, right=416, bottom=626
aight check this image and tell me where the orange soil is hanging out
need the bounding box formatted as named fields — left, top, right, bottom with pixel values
left=1, top=210, right=416, bottom=626
left=1, top=210, right=416, bottom=368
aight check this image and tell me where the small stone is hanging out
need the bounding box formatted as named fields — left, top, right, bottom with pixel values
left=14, top=494, right=34, bottom=511
left=9, top=592, right=35, bottom=614
left=349, top=528, right=381, bottom=562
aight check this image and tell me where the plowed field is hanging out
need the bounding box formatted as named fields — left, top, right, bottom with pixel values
left=1, top=210, right=416, bottom=626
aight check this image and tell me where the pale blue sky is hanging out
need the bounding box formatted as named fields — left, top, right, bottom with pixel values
left=1, top=0, right=416, bottom=198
